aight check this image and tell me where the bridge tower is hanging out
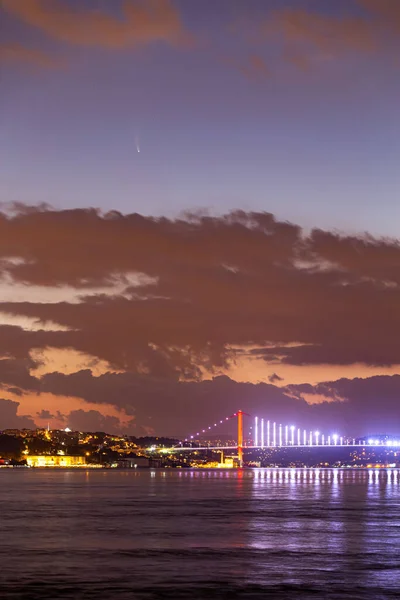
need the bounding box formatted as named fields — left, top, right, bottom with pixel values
left=237, top=409, right=244, bottom=467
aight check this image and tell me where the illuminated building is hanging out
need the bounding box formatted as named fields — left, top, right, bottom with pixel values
left=26, top=455, right=86, bottom=467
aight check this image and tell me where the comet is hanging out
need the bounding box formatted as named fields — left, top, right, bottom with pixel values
left=135, top=135, right=140, bottom=153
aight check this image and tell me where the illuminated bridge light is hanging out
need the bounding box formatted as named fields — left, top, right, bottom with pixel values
left=290, top=425, right=295, bottom=446
left=180, top=412, right=400, bottom=453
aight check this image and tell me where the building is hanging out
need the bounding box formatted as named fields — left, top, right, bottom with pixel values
left=26, top=455, right=86, bottom=467
left=116, top=457, right=150, bottom=468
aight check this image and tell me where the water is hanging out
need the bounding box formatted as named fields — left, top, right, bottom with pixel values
left=1, top=469, right=400, bottom=599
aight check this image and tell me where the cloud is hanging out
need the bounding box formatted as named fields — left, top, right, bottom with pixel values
left=65, top=409, right=135, bottom=435
left=3, top=0, right=191, bottom=49
left=269, top=373, right=284, bottom=384
left=0, top=358, right=40, bottom=394
left=36, top=409, right=57, bottom=420
left=0, top=398, right=36, bottom=430
left=257, top=0, right=400, bottom=71
left=2, top=366, right=399, bottom=437
left=38, top=371, right=312, bottom=436
left=264, top=8, right=376, bottom=55
left=0, top=43, right=61, bottom=68
left=289, top=374, right=400, bottom=435
left=358, top=0, right=400, bottom=34
left=1, top=347, right=400, bottom=435
left=2, top=206, right=400, bottom=377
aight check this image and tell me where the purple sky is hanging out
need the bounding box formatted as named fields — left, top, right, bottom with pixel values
left=1, top=1, right=400, bottom=436
left=1, top=0, right=400, bottom=235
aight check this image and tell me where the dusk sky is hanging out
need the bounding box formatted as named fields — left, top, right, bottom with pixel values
left=1, top=0, right=400, bottom=437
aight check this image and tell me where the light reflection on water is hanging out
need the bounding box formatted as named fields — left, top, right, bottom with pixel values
left=1, top=468, right=400, bottom=599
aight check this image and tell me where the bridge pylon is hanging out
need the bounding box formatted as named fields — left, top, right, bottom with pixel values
left=237, top=409, right=244, bottom=467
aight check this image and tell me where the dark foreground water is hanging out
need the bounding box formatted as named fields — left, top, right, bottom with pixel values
left=1, top=469, right=400, bottom=599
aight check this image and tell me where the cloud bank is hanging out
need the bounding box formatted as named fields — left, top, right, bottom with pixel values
left=0, top=205, right=399, bottom=434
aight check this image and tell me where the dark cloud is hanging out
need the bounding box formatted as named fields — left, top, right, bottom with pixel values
left=66, top=409, right=135, bottom=435
left=1, top=207, right=400, bottom=374
left=3, top=367, right=400, bottom=438
left=0, top=399, right=36, bottom=430
left=39, top=371, right=312, bottom=436
left=0, top=357, right=40, bottom=394
left=289, top=375, right=400, bottom=436
left=269, top=373, right=284, bottom=384
left=36, top=409, right=57, bottom=421
left=1, top=354, right=400, bottom=436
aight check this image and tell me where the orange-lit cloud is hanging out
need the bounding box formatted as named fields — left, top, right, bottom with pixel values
left=3, top=0, right=191, bottom=49
left=251, top=0, right=400, bottom=72
left=0, top=42, right=61, bottom=68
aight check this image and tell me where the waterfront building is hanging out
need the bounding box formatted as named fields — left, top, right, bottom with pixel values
left=26, top=455, right=86, bottom=467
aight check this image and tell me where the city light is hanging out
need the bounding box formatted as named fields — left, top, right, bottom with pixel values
left=290, top=425, right=295, bottom=446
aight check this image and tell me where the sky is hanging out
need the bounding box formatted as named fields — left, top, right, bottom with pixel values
left=1, top=0, right=400, bottom=438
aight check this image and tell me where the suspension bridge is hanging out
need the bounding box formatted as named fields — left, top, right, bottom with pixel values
left=166, top=410, right=400, bottom=467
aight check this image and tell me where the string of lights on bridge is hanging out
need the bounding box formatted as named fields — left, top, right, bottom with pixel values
left=184, top=414, right=400, bottom=448
left=184, top=412, right=238, bottom=442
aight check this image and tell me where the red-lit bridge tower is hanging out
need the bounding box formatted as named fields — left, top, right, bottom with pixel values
left=237, top=409, right=244, bottom=467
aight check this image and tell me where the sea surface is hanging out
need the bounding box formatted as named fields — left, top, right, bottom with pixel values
left=1, top=468, right=400, bottom=599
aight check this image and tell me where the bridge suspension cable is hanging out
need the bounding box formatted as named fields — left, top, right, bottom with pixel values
left=183, top=412, right=238, bottom=443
